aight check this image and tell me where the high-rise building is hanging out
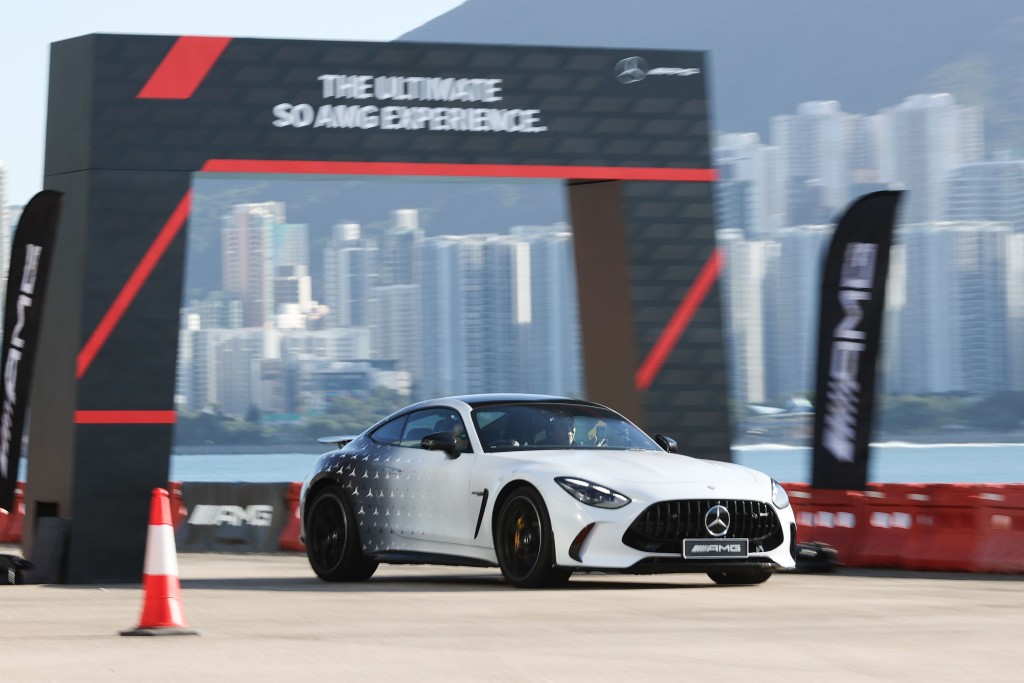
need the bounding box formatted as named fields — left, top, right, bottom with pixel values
left=714, top=167, right=750, bottom=234
left=323, top=222, right=378, bottom=327
left=175, top=312, right=200, bottom=409
left=877, top=94, right=984, bottom=224
left=221, top=202, right=285, bottom=327
left=1008, top=233, right=1024, bottom=391
left=890, top=222, right=1011, bottom=395
left=417, top=236, right=463, bottom=399
left=186, top=327, right=280, bottom=413
left=7, top=205, right=21, bottom=240
left=194, top=291, right=244, bottom=329
left=762, top=224, right=833, bottom=402
left=947, top=161, right=1024, bottom=231
left=392, top=208, right=419, bottom=232
left=772, top=101, right=853, bottom=224
left=415, top=226, right=578, bottom=400
left=272, top=222, right=310, bottom=271
left=274, top=264, right=317, bottom=331
left=0, top=162, right=9, bottom=284
left=717, top=229, right=769, bottom=405
left=714, top=133, right=784, bottom=236
left=418, top=234, right=532, bottom=397
left=519, top=227, right=581, bottom=398
left=373, top=283, right=422, bottom=383
left=878, top=241, right=906, bottom=396
left=272, top=265, right=314, bottom=315
left=381, top=209, right=424, bottom=286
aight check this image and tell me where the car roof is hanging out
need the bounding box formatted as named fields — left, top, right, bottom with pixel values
left=452, top=394, right=606, bottom=409
left=381, top=394, right=611, bottom=424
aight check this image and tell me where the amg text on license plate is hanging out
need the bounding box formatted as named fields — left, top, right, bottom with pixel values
left=683, top=538, right=749, bottom=559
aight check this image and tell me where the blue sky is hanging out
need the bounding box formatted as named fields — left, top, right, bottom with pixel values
left=1, top=0, right=465, bottom=205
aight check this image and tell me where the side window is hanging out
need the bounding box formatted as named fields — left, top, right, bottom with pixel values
left=399, top=409, right=447, bottom=448
left=401, top=407, right=472, bottom=453
left=369, top=414, right=407, bottom=446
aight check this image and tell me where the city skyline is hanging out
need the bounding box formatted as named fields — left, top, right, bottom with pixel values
left=716, top=91, right=1024, bottom=412
left=5, top=86, right=1022, bottom=424
left=177, top=178, right=577, bottom=419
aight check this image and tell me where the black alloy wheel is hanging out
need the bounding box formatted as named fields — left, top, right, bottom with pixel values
left=305, top=485, right=378, bottom=582
left=495, top=486, right=571, bottom=588
left=707, top=568, right=773, bottom=585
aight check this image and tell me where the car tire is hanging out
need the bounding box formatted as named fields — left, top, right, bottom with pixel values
left=706, top=568, right=773, bottom=585
left=305, top=485, right=378, bottom=582
left=495, top=486, right=572, bottom=588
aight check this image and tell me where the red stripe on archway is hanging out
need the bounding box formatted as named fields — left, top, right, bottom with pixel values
left=76, top=190, right=193, bottom=379
left=200, top=159, right=717, bottom=182
left=75, top=411, right=178, bottom=424
left=634, top=248, right=723, bottom=392
left=137, top=36, right=232, bottom=100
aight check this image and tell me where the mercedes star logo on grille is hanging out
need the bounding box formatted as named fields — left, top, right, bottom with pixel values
left=704, top=504, right=730, bottom=537
left=615, top=56, right=648, bottom=84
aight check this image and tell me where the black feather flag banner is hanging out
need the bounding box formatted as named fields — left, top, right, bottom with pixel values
left=811, top=191, right=902, bottom=490
left=0, top=190, right=62, bottom=511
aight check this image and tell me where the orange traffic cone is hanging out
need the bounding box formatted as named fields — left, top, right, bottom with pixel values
left=121, top=488, right=198, bottom=636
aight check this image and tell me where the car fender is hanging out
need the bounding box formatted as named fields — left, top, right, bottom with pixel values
left=472, top=460, right=562, bottom=549
left=476, top=461, right=610, bottom=555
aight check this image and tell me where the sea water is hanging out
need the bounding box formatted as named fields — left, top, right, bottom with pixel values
left=163, top=442, right=1024, bottom=485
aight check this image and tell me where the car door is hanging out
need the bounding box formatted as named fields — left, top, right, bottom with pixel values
left=391, top=407, right=479, bottom=548
left=353, top=413, right=410, bottom=554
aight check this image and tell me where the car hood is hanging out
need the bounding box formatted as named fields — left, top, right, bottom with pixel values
left=512, top=449, right=761, bottom=485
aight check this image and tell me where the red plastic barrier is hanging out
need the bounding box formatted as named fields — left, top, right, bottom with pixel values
left=278, top=482, right=305, bottom=552
left=789, top=483, right=1024, bottom=573
left=781, top=482, right=811, bottom=545
left=0, top=483, right=26, bottom=543
left=792, top=487, right=863, bottom=565
left=970, top=484, right=1024, bottom=573
left=856, top=483, right=932, bottom=569
left=168, top=481, right=188, bottom=529
left=908, top=483, right=980, bottom=572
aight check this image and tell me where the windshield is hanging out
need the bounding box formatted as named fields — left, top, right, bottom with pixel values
left=471, top=402, right=661, bottom=452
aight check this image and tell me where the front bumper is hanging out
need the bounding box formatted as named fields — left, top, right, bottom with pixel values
left=544, top=484, right=798, bottom=572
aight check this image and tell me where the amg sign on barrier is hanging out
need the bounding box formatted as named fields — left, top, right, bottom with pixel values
left=32, top=34, right=728, bottom=582
left=175, top=483, right=291, bottom=553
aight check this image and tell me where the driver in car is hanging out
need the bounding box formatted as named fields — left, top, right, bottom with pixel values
left=532, top=413, right=577, bottom=446
left=434, top=414, right=471, bottom=453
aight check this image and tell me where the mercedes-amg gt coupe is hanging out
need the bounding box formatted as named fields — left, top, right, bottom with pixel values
left=299, top=394, right=796, bottom=587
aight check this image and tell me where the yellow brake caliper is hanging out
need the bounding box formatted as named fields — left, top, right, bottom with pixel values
left=514, top=515, right=526, bottom=557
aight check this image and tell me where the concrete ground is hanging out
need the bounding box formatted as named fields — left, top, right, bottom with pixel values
left=1, top=549, right=1022, bottom=682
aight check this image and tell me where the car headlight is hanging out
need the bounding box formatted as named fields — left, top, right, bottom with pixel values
left=555, top=477, right=631, bottom=509
left=772, top=479, right=791, bottom=509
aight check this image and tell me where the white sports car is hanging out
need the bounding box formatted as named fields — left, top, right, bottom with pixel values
left=299, top=394, right=796, bottom=587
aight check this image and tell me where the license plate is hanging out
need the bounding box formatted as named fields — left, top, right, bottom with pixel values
left=683, top=538, right=749, bottom=559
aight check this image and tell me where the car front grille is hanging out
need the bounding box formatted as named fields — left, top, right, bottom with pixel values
left=622, top=499, right=784, bottom=554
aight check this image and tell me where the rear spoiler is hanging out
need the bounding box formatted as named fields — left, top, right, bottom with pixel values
left=317, top=435, right=358, bottom=449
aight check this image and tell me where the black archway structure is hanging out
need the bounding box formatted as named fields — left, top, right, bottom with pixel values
left=31, top=34, right=729, bottom=582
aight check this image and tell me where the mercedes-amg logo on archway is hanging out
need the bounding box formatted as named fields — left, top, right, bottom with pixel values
left=704, top=504, right=730, bottom=537
left=615, top=56, right=648, bottom=84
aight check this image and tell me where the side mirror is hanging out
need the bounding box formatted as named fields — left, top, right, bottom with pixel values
left=422, top=431, right=460, bottom=458
left=655, top=434, right=678, bottom=453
